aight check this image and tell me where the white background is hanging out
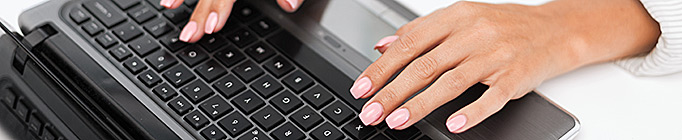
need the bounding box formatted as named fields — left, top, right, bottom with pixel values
left=1, top=0, right=682, bottom=139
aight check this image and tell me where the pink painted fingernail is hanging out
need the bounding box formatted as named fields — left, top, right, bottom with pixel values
left=205, top=12, right=218, bottom=34
left=350, top=77, right=372, bottom=99
left=375, top=35, right=398, bottom=47
left=286, top=0, right=299, bottom=10
left=160, top=0, right=174, bottom=8
left=446, top=115, right=467, bottom=133
left=386, top=108, right=410, bottom=129
left=179, top=21, right=197, bottom=42
left=359, top=102, right=383, bottom=126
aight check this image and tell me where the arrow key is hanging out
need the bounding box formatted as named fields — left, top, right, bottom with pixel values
left=200, top=96, right=233, bottom=120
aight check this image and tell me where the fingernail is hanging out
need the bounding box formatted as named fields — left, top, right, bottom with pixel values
left=179, top=21, right=197, bottom=42
left=205, top=12, right=218, bottom=34
left=350, top=77, right=372, bottom=99
left=446, top=115, right=467, bottom=133
left=160, top=0, right=174, bottom=8
left=386, top=108, right=410, bottom=129
left=286, top=0, right=299, bottom=10
left=375, top=35, right=398, bottom=47
left=359, top=102, right=383, bottom=125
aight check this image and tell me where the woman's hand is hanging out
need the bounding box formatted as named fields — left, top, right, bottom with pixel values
left=352, top=0, right=659, bottom=133
left=160, top=0, right=304, bottom=42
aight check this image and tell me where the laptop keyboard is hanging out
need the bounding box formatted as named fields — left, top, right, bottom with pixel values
left=64, top=0, right=431, bottom=139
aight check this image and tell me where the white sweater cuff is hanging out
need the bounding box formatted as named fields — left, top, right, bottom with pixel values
left=616, top=0, right=682, bottom=76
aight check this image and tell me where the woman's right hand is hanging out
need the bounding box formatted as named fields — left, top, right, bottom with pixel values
left=160, top=0, right=304, bottom=43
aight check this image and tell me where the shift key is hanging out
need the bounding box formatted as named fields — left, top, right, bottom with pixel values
left=83, top=1, right=125, bottom=27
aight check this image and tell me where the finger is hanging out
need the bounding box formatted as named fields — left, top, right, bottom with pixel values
left=360, top=38, right=472, bottom=126
left=375, top=10, right=440, bottom=54
left=179, top=0, right=213, bottom=42
left=350, top=13, right=450, bottom=100
left=276, top=0, right=305, bottom=12
left=446, top=82, right=516, bottom=133
left=160, top=0, right=185, bottom=9
left=205, top=0, right=236, bottom=34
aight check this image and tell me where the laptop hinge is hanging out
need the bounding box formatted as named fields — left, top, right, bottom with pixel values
left=12, top=24, right=57, bottom=74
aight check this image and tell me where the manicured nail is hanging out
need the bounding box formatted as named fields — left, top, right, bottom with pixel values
left=350, top=77, right=372, bottom=99
left=359, top=102, right=383, bottom=126
left=179, top=21, right=197, bottom=42
left=286, top=0, right=299, bottom=10
left=386, top=108, right=410, bottom=129
left=205, top=12, right=218, bottom=34
left=446, top=115, right=467, bottom=133
left=374, top=35, right=398, bottom=48
left=160, top=0, right=174, bottom=8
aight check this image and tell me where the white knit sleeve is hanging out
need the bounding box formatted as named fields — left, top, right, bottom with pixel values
left=615, top=0, right=682, bottom=76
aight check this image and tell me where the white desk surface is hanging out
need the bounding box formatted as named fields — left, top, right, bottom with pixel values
left=2, top=0, right=681, bottom=139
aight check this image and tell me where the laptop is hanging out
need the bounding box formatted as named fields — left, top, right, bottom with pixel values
left=0, top=0, right=579, bottom=139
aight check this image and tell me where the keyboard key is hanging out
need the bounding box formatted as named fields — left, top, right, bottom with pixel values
left=250, top=106, right=284, bottom=131
left=251, top=75, right=283, bottom=98
left=129, top=36, right=161, bottom=56
left=232, top=60, right=264, bottom=82
left=214, top=47, right=246, bottom=67
left=238, top=129, right=270, bottom=140
left=177, top=46, right=209, bottom=67
left=201, top=125, right=227, bottom=140
left=263, top=56, right=294, bottom=78
left=419, top=135, right=433, bottom=140
left=195, top=60, right=226, bottom=82
left=200, top=96, right=232, bottom=120
left=128, top=4, right=156, bottom=23
left=145, top=0, right=164, bottom=10
left=385, top=126, right=421, bottom=140
left=282, top=70, right=314, bottom=93
left=213, top=74, right=246, bottom=98
left=289, top=106, right=322, bottom=131
left=168, top=97, right=193, bottom=115
left=249, top=17, right=279, bottom=36
left=145, top=50, right=178, bottom=72
left=143, top=18, right=173, bottom=37
left=270, top=123, right=304, bottom=140
left=95, top=32, right=118, bottom=48
left=163, top=65, right=195, bottom=87
left=83, top=1, right=125, bottom=27
left=322, top=101, right=354, bottom=125
left=231, top=90, right=264, bottom=114
left=123, top=57, right=147, bottom=74
left=163, top=5, right=190, bottom=24
left=343, top=119, right=378, bottom=140
left=233, top=4, right=260, bottom=22
left=184, top=110, right=209, bottom=129
left=372, top=134, right=391, bottom=140
left=69, top=8, right=90, bottom=24
left=153, top=83, right=177, bottom=101
left=112, top=22, right=143, bottom=42
left=109, top=44, right=132, bottom=61
left=138, top=70, right=161, bottom=87
left=311, top=122, right=343, bottom=140
left=226, top=28, right=257, bottom=48
left=112, top=0, right=139, bottom=10
left=219, top=112, right=252, bottom=137
left=160, top=33, right=187, bottom=52
left=269, top=90, right=302, bottom=114
left=198, top=35, right=229, bottom=52
left=184, top=0, right=198, bottom=6
left=82, top=21, right=103, bottom=36
left=332, top=89, right=368, bottom=112
left=245, top=42, right=275, bottom=62
left=301, top=85, right=333, bottom=109
left=181, top=81, right=214, bottom=103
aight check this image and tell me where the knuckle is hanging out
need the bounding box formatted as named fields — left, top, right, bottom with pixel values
left=409, top=97, right=430, bottom=114
left=409, top=56, right=440, bottom=79
left=376, top=88, right=400, bottom=105
left=367, top=61, right=389, bottom=78
left=442, top=70, right=468, bottom=91
left=394, top=33, right=420, bottom=54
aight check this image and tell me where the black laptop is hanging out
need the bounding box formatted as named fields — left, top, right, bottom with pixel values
left=0, top=0, right=579, bottom=139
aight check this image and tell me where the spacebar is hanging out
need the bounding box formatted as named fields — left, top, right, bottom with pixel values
left=266, top=31, right=368, bottom=111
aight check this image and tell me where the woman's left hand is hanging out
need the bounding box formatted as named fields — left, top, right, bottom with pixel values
left=350, top=0, right=659, bottom=133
